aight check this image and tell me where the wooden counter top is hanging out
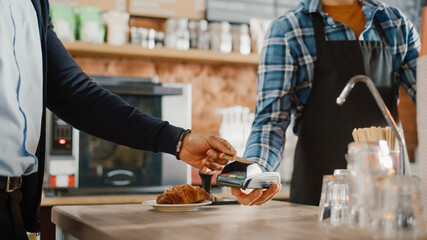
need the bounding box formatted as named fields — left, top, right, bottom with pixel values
left=51, top=201, right=379, bottom=240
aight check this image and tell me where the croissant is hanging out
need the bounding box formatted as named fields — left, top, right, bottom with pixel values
left=156, top=184, right=210, bottom=204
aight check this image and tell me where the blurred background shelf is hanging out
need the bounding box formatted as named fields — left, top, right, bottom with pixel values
left=64, top=41, right=260, bottom=65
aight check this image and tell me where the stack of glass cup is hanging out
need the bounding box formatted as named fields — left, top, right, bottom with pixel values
left=318, top=140, right=425, bottom=239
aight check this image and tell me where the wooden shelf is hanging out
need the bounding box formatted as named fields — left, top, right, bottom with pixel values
left=63, top=41, right=260, bottom=65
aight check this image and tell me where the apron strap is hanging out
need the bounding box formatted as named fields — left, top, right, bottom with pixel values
left=311, top=13, right=326, bottom=43
left=372, top=16, right=391, bottom=46
left=310, top=13, right=326, bottom=55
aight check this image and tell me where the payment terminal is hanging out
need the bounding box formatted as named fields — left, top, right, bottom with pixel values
left=216, top=161, right=281, bottom=189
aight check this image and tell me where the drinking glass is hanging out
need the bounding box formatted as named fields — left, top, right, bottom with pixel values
left=319, top=175, right=336, bottom=224
left=330, top=172, right=350, bottom=226
left=319, top=173, right=350, bottom=226
left=347, top=142, right=387, bottom=229
left=373, top=175, right=425, bottom=239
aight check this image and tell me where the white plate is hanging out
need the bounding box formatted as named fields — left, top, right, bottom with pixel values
left=142, top=200, right=212, bottom=212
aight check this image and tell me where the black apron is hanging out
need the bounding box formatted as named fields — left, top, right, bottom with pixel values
left=289, top=13, right=398, bottom=205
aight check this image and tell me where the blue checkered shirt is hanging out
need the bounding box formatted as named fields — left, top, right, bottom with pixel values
left=243, top=0, right=420, bottom=172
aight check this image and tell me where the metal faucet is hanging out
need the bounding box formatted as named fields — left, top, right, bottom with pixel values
left=336, top=75, right=411, bottom=175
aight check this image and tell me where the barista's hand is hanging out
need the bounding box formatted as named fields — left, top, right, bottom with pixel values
left=179, top=133, right=236, bottom=174
left=231, top=183, right=282, bottom=206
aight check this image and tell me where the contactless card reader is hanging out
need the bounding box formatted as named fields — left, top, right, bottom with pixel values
left=216, top=161, right=281, bottom=189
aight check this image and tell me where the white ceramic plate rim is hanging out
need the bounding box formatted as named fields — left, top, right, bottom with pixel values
left=142, top=200, right=212, bottom=207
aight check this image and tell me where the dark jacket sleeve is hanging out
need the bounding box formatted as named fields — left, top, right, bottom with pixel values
left=45, top=20, right=183, bottom=154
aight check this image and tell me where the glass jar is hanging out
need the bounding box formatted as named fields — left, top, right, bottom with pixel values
left=155, top=31, right=165, bottom=48
left=219, top=21, right=232, bottom=53
left=175, top=18, right=190, bottom=50
left=232, top=24, right=251, bottom=55
left=164, top=18, right=177, bottom=49
left=189, top=20, right=198, bottom=48
left=147, top=29, right=156, bottom=49
left=130, top=26, right=141, bottom=45
left=347, top=142, right=391, bottom=229
left=139, top=28, right=148, bottom=48
left=197, top=20, right=210, bottom=50
left=210, top=21, right=232, bottom=53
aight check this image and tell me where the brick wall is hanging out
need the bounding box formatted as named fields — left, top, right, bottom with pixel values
left=398, top=87, right=418, bottom=161
left=75, top=56, right=418, bottom=161
left=74, top=57, right=258, bottom=134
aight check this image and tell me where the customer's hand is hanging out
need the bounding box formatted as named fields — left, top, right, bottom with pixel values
left=231, top=183, right=282, bottom=206
left=179, top=133, right=236, bottom=174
